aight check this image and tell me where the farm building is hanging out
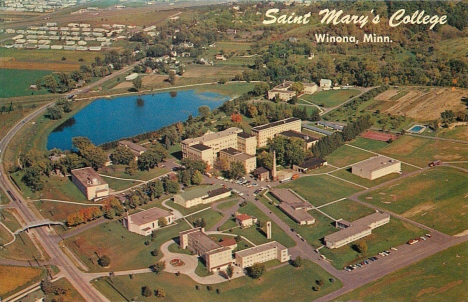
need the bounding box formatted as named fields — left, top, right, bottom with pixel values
left=352, top=156, right=401, bottom=180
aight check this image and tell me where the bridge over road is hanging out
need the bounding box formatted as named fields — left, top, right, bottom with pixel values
left=14, top=219, right=65, bottom=235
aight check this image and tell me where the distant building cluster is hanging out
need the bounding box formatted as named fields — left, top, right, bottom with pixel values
left=1, top=0, right=88, bottom=13
left=324, top=212, right=391, bottom=249
left=4, top=22, right=128, bottom=50
left=267, top=81, right=318, bottom=101
left=180, top=228, right=290, bottom=271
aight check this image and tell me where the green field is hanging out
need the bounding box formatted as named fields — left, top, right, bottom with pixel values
left=300, top=89, right=361, bottom=108
left=338, top=242, right=468, bottom=302
left=100, top=165, right=169, bottom=182
left=350, top=135, right=468, bottom=168
left=93, top=260, right=342, bottom=302
left=0, top=69, right=52, bottom=98
left=325, top=144, right=375, bottom=168
left=360, top=166, right=468, bottom=235
left=318, top=199, right=375, bottom=222
left=187, top=209, right=224, bottom=231
left=219, top=201, right=296, bottom=248
left=64, top=220, right=191, bottom=272
left=329, top=167, right=402, bottom=189
left=279, top=175, right=363, bottom=207
left=216, top=198, right=240, bottom=211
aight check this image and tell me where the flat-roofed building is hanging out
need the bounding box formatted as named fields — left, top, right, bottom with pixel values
left=118, top=140, right=147, bottom=156
left=352, top=156, right=401, bottom=180
left=251, top=117, right=302, bottom=148
left=278, top=130, right=319, bottom=149
left=293, top=157, right=327, bottom=173
left=180, top=228, right=234, bottom=271
left=320, top=79, right=332, bottom=89
left=253, top=167, right=270, bottom=181
left=303, top=82, right=318, bottom=94
left=237, top=132, right=257, bottom=155
left=219, top=148, right=257, bottom=173
left=124, top=207, right=175, bottom=236
left=173, top=184, right=231, bottom=208
left=71, top=167, right=109, bottom=200
left=271, top=189, right=315, bottom=225
left=267, top=89, right=295, bottom=101
left=324, top=212, right=390, bottom=249
left=184, top=143, right=214, bottom=167
left=235, top=241, right=290, bottom=268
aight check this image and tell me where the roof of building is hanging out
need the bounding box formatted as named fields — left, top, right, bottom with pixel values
left=118, top=140, right=147, bottom=153
left=182, top=127, right=241, bottom=146
left=278, top=202, right=315, bottom=223
left=352, top=156, right=400, bottom=172
left=320, top=79, right=332, bottom=84
left=251, top=117, right=300, bottom=132
left=187, top=229, right=222, bottom=252
left=317, top=121, right=345, bottom=130
left=205, top=246, right=231, bottom=257
left=325, top=212, right=390, bottom=243
left=236, top=241, right=287, bottom=258
left=236, top=213, right=252, bottom=221
left=302, top=125, right=333, bottom=136
left=176, top=184, right=223, bottom=201
left=279, top=130, right=319, bottom=143
left=207, top=187, right=231, bottom=198
left=303, top=82, right=317, bottom=87
left=219, top=237, right=237, bottom=247
left=220, top=148, right=255, bottom=161
left=71, top=167, right=107, bottom=188
left=128, top=207, right=173, bottom=226
left=190, top=143, right=212, bottom=151
left=237, top=132, right=253, bottom=139
left=270, top=189, right=312, bottom=210
left=296, top=157, right=327, bottom=169
left=253, top=167, right=270, bottom=175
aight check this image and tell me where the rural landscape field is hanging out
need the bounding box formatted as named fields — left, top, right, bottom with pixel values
left=0, top=0, right=467, bottom=302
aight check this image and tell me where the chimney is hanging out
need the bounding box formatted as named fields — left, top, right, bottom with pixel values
left=272, top=150, right=277, bottom=181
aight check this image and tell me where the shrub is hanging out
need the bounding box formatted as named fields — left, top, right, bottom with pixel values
left=98, top=255, right=111, bottom=267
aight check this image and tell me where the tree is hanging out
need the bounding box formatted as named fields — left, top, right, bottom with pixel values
left=98, top=255, right=111, bottom=267
left=191, top=170, right=203, bottom=185
left=248, top=263, right=265, bottom=279
left=43, top=75, right=58, bottom=93
left=289, top=82, right=304, bottom=95
left=151, top=261, right=166, bottom=274
left=198, top=105, right=211, bottom=121
left=228, top=161, right=246, bottom=179
left=158, top=217, right=168, bottom=227
left=102, top=196, right=124, bottom=218
left=164, top=179, right=179, bottom=194
left=226, top=265, right=234, bottom=278
left=46, top=106, right=64, bottom=120
left=35, top=78, right=42, bottom=90
left=292, top=256, right=303, bottom=268
left=151, top=248, right=159, bottom=256
left=132, top=76, right=143, bottom=91
left=168, top=70, right=176, bottom=85
left=441, top=109, right=456, bottom=124
left=256, top=151, right=273, bottom=171
left=355, top=240, right=368, bottom=254
left=142, top=286, right=152, bottom=297
left=111, top=146, right=135, bottom=165
left=252, top=82, right=270, bottom=96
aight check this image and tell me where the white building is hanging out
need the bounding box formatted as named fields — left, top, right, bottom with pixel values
left=352, top=156, right=401, bottom=180
left=123, top=207, right=176, bottom=236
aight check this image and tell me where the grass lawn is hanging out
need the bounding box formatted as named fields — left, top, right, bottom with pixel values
left=101, top=177, right=140, bottom=192
left=0, top=223, right=15, bottom=246
left=325, top=144, right=375, bottom=168
left=279, top=175, right=363, bottom=207
left=300, top=89, right=361, bottom=108
left=0, top=265, right=46, bottom=298
left=318, top=199, right=375, bottom=222
left=338, top=242, right=468, bottom=302
left=195, top=259, right=212, bottom=277
left=64, top=220, right=191, bottom=272
left=435, top=125, right=468, bottom=141
left=0, top=188, right=8, bottom=205
left=187, top=209, right=224, bottom=231
left=93, top=260, right=342, bottom=302
left=216, top=198, right=240, bottom=211
left=167, top=242, right=192, bottom=255
left=360, top=166, right=468, bottom=235
left=194, top=82, right=255, bottom=97
left=99, top=165, right=168, bottom=182
left=0, top=69, right=52, bottom=98
left=220, top=202, right=296, bottom=248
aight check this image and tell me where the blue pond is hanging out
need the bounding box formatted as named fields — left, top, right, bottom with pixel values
left=47, top=90, right=229, bottom=150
